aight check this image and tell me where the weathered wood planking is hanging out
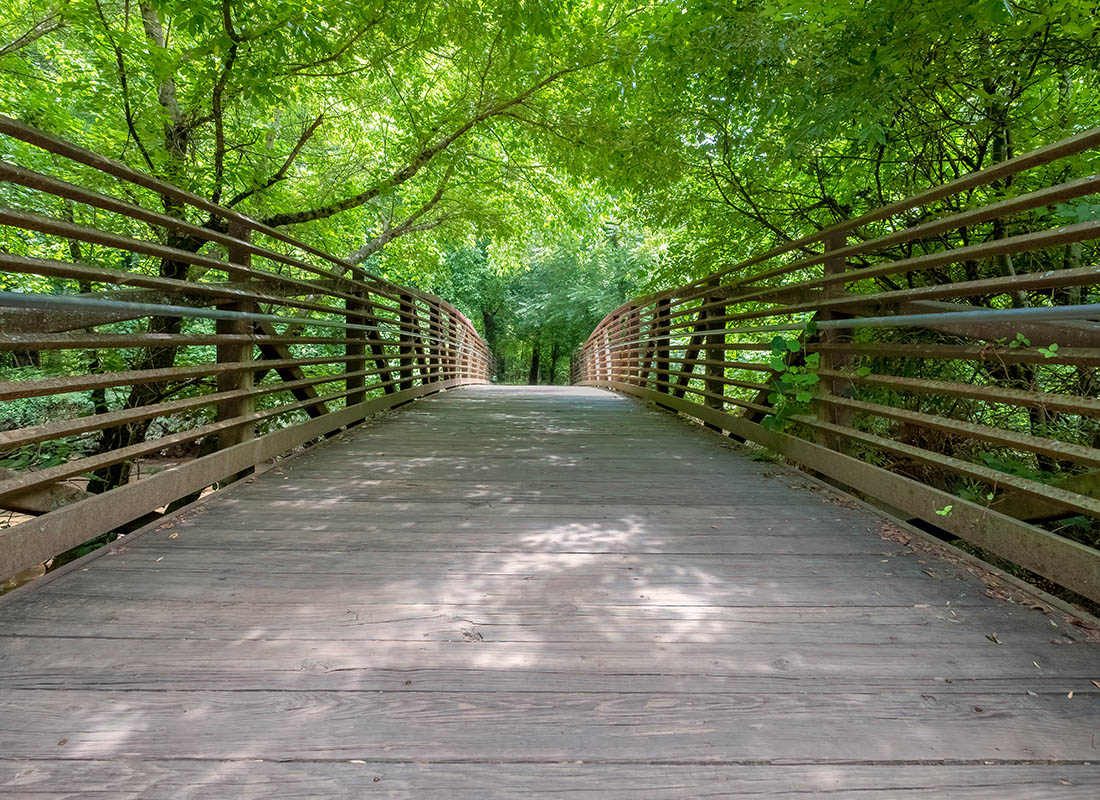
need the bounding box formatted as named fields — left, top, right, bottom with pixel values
left=4, top=762, right=1100, bottom=800
left=1, top=385, right=1098, bottom=798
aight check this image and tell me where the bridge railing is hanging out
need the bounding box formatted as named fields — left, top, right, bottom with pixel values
left=573, top=129, right=1100, bottom=605
left=0, top=116, right=491, bottom=581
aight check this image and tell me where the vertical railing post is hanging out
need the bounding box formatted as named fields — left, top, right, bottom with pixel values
left=601, top=324, right=611, bottom=382
left=608, top=314, right=622, bottom=382
left=461, top=314, right=471, bottom=380
left=442, top=310, right=454, bottom=381
left=450, top=310, right=465, bottom=381
left=626, top=306, right=641, bottom=385
left=412, top=299, right=430, bottom=385
left=398, top=293, right=415, bottom=391
left=427, top=302, right=441, bottom=385
left=618, top=312, right=630, bottom=383
left=703, top=278, right=726, bottom=431
left=215, top=221, right=255, bottom=478
left=654, top=297, right=671, bottom=393
left=439, top=304, right=452, bottom=382
left=345, top=285, right=367, bottom=409
left=816, top=230, right=852, bottom=451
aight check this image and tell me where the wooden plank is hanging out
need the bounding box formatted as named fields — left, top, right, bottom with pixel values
left=0, top=595, right=1068, bottom=645
left=120, top=528, right=898, bottom=554
left=3, top=635, right=1098, bottom=690
left=2, top=689, right=1100, bottom=762
left=5, top=761, right=1100, bottom=800
left=75, top=550, right=944, bottom=579
left=12, top=568, right=1003, bottom=607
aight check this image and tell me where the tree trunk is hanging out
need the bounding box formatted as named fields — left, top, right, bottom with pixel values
left=546, top=341, right=560, bottom=385
left=482, top=309, right=505, bottom=381
left=528, top=339, right=541, bottom=385
left=11, top=350, right=39, bottom=367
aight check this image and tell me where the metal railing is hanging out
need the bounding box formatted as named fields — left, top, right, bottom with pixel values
left=0, top=116, right=491, bottom=580
left=573, top=128, right=1100, bottom=605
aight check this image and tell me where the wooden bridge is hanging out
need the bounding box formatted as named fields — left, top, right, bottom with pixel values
left=2, top=384, right=1099, bottom=797
left=1, top=119, right=1100, bottom=795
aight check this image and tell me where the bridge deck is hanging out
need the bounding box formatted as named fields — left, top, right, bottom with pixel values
left=2, top=385, right=1099, bottom=798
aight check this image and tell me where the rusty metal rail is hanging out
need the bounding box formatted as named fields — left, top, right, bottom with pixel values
left=573, top=128, right=1100, bottom=605
left=0, top=116, right=491, bottom=580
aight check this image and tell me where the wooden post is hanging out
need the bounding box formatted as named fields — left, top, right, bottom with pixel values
left=427, top=303, right=441, bottom=385
left=413, top=300, right=431, bottom=385
left=625, top=307, right=641, bottom=385
left=345, top=287, right=367, bottom=410
left=703, top=279, right=726, bottom=431
left=442, top=310, right=455, bottom=381
left=601, top=324, right=611, bottom=382
left=450, top=310, right=465, bottom=381
left=398, top=293, right=415, bottom=390
left=654, top=298, right=671, bottom=393
left=215, top=221, right=255, bottom=479
left=816, top=230, right=853, bottom=451
left=606, top=315, right=619, bottom=382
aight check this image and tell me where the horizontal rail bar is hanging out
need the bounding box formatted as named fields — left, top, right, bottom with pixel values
left=0, top=292, right=486, bottom=354
left=603, top=304, right=1100, bottom=350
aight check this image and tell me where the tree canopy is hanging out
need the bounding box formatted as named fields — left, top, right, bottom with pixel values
left=3, top=0, right=1099, bottom=374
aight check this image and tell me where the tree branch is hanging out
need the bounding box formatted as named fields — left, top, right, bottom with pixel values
left=0, top=7, right=66, bottom=58
left=284, top=13, right=385, bottom=73
left=92, top=0, right=156, bottom=172
left=225, top=113, right=325, bottom=207
left=346, top=166, right=455, bottom=264
left=262, top=61, right=595, bottom=227
left=210, top=41, right=238, bottom=204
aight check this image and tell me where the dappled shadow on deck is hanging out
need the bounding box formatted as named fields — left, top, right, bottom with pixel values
left=1, top=385, right=1099, bottom=798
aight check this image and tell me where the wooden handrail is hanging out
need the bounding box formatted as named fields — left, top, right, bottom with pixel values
left=575, top=126, right=1100, bottom=605
left=0, top=118, right=492, bottom=580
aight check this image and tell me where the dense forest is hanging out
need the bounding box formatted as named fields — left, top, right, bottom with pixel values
left=4, top=0, right=1096, bottom=380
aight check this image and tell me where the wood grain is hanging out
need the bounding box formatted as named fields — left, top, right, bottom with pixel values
left=4, top=761, right=1100, bottom=800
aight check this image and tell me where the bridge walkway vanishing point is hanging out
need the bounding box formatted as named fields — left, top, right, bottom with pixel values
left=1, top=384, right=1099, bottom=798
